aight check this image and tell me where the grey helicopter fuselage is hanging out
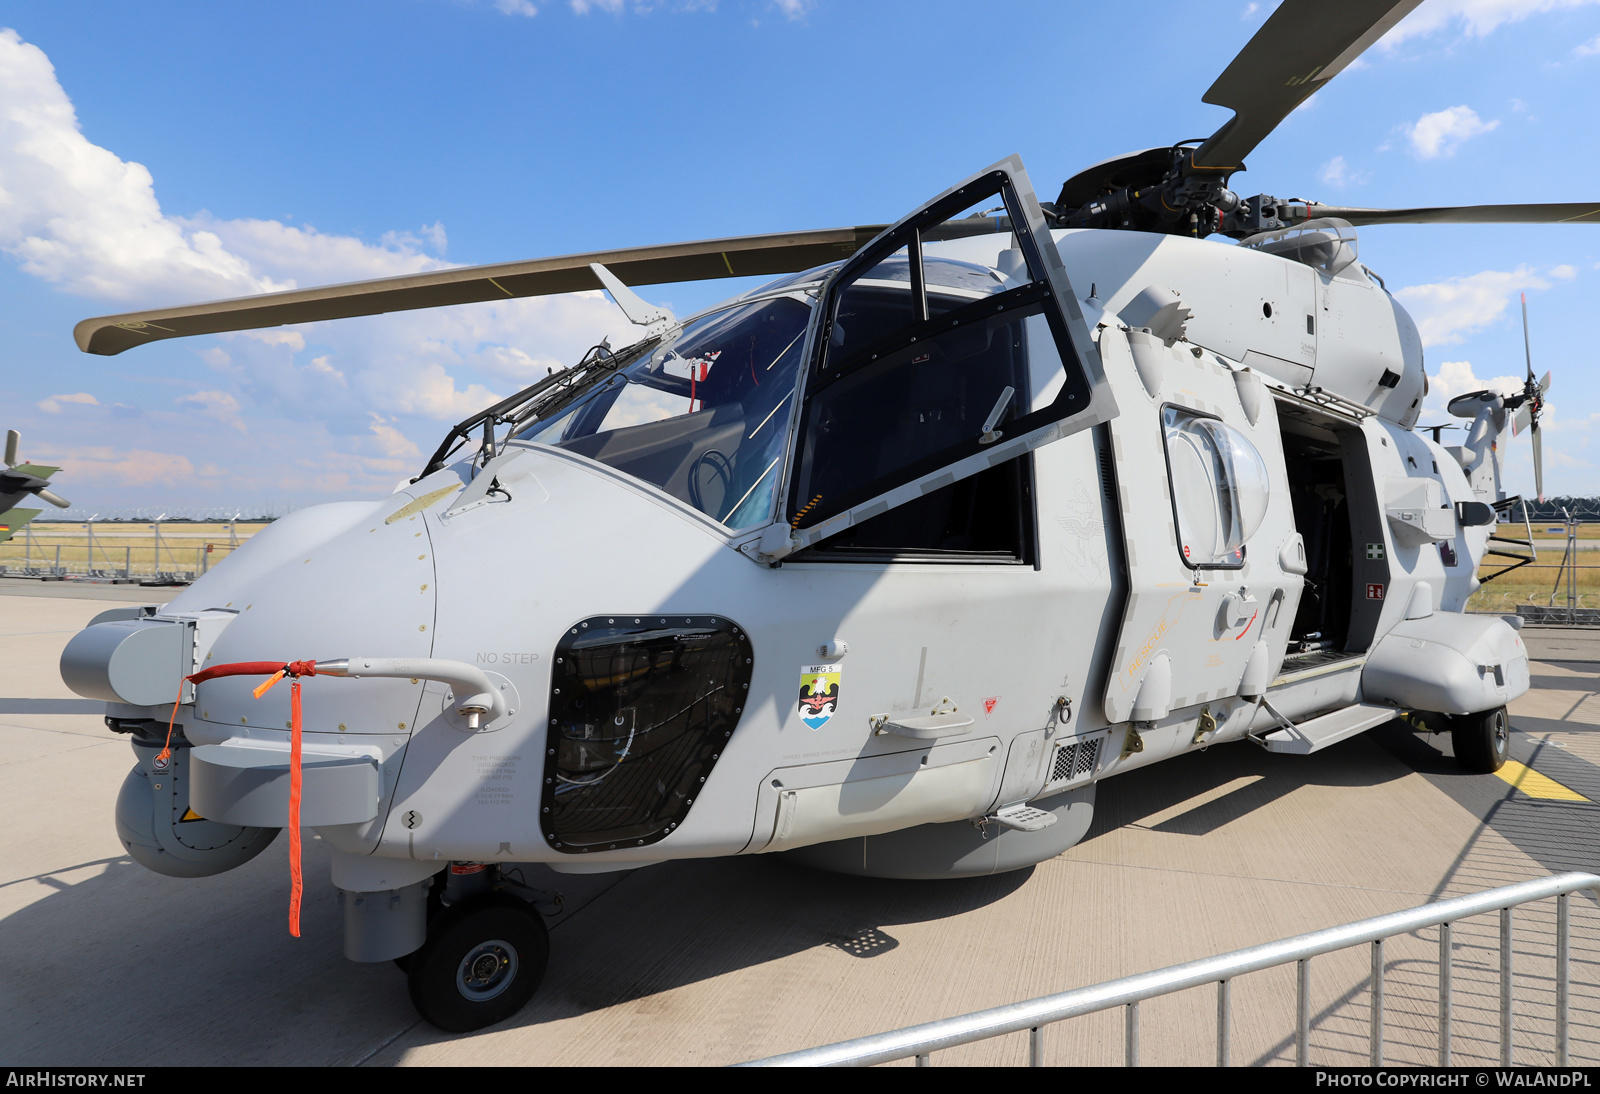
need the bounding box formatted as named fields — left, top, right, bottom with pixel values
left=74, top=214, right=1524, bottom=892
left=50, top=0, right=1565, bottom=1032
left=63, top=159, right=1531, bottom=1033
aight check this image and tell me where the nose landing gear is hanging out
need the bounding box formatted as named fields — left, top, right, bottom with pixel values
left=406, top=893, right=550, bottom=1032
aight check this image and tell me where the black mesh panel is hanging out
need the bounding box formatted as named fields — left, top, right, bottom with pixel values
left=541, top=616, right=752, bottom=853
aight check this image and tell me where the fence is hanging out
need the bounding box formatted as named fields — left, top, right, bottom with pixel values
left=740, top=872, right=1600, bottom=1068
left=0, top=521, right=262, bottom=583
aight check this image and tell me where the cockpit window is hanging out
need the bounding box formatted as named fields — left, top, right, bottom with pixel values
left=513, top=295, right=811, bottom=529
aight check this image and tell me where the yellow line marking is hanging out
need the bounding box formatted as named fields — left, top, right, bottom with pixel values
left=1494, top=759, right=1588, bottom=801
left=1558, top=207, right=1600, bottom=223
left=722, top=252, right=735, bottom=275
left=487, top=277, right=514, bottom=297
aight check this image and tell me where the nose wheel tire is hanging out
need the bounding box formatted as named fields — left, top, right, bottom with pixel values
left=1451, top=705, right=1510, bottom=774
left=406, top=893, right=549, bottom=1032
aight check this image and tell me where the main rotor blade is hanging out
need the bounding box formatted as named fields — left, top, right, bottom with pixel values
left=73, top=226, right=888, bottom=356
left=1194, top=0, right=1424, bottom=171
left=1304, top=202, right=1600, bottom=227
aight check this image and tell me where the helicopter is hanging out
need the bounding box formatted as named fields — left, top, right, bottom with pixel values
left=55, top=0, right=1591, bottom=1033
left=0, top=429, right=71, bottom=545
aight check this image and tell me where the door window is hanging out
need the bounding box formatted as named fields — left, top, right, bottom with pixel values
left=1162, top=406, right=1270, bottom=569
left=784, top=157, right=1111, bottom=544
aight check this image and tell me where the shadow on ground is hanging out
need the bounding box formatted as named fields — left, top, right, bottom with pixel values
left=5, top=721, right=1541, bottom=1065
left=1082, top=731, right=1415, bottom=841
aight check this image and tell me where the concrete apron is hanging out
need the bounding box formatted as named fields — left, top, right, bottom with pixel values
left=2, top=588, right=1596, bottom=1067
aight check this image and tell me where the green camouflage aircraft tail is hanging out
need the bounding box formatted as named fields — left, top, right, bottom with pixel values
left=0, top=430, right=68, bottom=544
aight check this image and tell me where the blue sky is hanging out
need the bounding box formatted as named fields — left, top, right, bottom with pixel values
left=1, top=0, right=1597, bottom=512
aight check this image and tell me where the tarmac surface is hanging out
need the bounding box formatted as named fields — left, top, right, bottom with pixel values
left=4, top=581, right=1599, bottom=1067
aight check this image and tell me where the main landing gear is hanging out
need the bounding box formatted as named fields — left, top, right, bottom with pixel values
left=401, top=870, right=552, bottom=1032
left=1450, top=705, right=1511, bottom=774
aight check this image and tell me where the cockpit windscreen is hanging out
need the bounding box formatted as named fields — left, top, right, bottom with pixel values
left=514, top=294, right=811, bottom=529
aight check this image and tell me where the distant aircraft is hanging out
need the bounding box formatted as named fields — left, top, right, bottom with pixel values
left=0, top=430, right=70, bottom=544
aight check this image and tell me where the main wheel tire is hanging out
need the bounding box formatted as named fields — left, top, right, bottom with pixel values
left=406, top=893, right=549, bottom=1032
left=1452, top=706, right=1511, bottom=774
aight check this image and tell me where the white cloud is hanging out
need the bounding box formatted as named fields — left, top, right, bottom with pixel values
left=1577, top=32, right=1600, bottom=52
left=1429, top=359, right=1524, bottom=405
left=0, top=28, right=654, bottom=508
left=1318, top=155, right=1367, bottom=186
left=0, top=28, right=447, bottom=305
left=494, top=0, right=538, bottom=15
left=570, top=0, right=721, bottom=13
left=773, top=0, right=814, bottom=19
left=1551, top=263, right=1579, bottom=279
left=36, top=391, right=99, bottom=413
left=242, top=329, right=306, bottom=351
left=1240, top=2, right=1260, bottom=18
left=1384, top=0, right=1600, bottom=47
left=1394, top=266, right=1547, bottom=345
left=368, top=414, right=421, bottom=460
left=176, top=390, right=245, bottom=431
left=308, top=355, right=347, bottom=384
left=42, top=445, right=197, bottom=487
left=1405, top=105, right=1499, bottom=158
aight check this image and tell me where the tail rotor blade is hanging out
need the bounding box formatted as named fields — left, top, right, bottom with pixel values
left=1540, top=370, right=1553, bottom=395
left=4, top=430, right=17, bottom=468
left=1512, top=406, right=1531, bottom=436
left=1521, top=293, right=1535, bottom=383
left=36, top=488, right=71, bottom=510
left=1532, top=423, right=1545, bottom=504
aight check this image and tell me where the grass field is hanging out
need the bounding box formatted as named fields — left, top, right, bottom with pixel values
left=0, top=521, right=270, bottom=577
left=1469, top=525, right=1597, bottom=613
left=2, top=517, right=1592, bottom=604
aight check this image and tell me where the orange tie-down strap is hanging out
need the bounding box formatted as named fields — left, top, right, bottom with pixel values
left=159, top=659, right=320, bottom=936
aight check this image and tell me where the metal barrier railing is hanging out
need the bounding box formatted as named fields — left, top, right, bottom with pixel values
left=0, top=523, right=254, bottom=583
left=739, top=872, right=1600, bottom=1068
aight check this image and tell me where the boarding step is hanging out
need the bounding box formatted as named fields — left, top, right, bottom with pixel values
left=986, top=804, right=1058, bottom=832
left=1258, top=702, right=1398, bottom=755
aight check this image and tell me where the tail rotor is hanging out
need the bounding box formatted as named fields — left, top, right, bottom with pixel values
left=1509, top=293, right=1551, bottom=502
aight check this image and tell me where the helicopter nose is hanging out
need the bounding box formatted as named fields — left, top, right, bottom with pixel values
left=179, top=495, right=443, bottom=736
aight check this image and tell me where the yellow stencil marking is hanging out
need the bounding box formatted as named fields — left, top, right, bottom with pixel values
left=180, top=808, right=204, bottom=822
left=385, top=486, right=458, bottom=524
left=488, top=277, right=514, bottom=297
left=722, top=252, right=735, bottom=275
left=1494, top=760, right=1587, bottom=802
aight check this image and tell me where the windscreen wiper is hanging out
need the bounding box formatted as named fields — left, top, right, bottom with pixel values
left=414, top=337, right=657, bottom=481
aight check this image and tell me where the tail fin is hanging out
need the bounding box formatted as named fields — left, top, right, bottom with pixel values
left=1447, top=391, right=1511, bottom=502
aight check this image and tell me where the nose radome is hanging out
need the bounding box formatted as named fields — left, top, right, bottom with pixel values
left=181, top=495, right=444, bottom=735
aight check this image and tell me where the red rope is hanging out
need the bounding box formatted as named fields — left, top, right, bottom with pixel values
left=288, top=678, right=303, bottom=934
left=161, top=659, right=319, bottom=937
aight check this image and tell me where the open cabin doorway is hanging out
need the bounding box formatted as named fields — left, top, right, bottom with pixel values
left=1275, top=399, right=1386, bottom=670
